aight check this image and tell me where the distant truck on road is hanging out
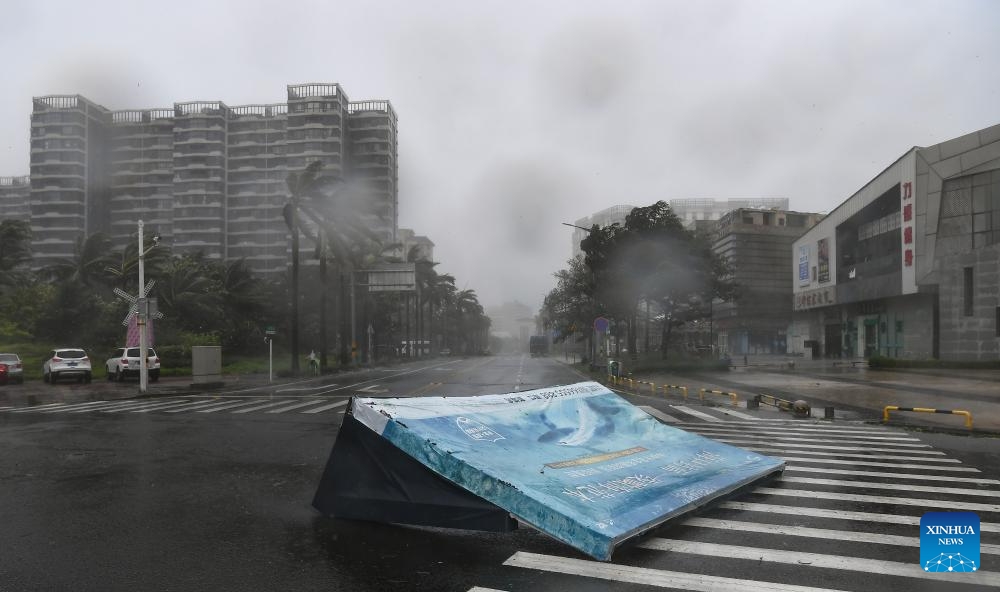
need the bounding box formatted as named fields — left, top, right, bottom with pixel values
left=529, top=335, right=549, bottom=357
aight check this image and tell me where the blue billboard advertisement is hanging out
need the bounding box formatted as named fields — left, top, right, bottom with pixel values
left=350, top=381, right=784, bottom=560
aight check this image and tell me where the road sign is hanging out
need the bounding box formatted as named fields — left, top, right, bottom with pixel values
left=594, top=317, right=610, bottom=332
left=265, top=325, right=276, bottom=336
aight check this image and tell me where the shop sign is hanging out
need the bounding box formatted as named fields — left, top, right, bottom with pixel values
left=794, top=286, right=836, bottom=311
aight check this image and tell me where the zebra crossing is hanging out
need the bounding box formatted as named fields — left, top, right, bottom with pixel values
left=466, top=421, right=1000, bottom=592
left=1, top=396, right=351, bottom=417
left=3, top=399, right=786, bottom=421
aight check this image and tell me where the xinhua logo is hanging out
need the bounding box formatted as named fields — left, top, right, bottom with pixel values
left=920, top=512, right=980, bottom=573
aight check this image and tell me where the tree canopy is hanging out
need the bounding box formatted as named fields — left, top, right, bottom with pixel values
left=544, top=201, right=734, bottom=359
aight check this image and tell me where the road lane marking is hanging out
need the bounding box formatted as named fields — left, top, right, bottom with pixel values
left=467, top=588, right=510, bottom=592
left=708, top=438, right=945, bottom=455
left=713, top=408, right=761, bottom=421
left=43, top=400, right=121, bottom=413
left=781, top=476, right=1000, bottom=498
left=275, top=384, right=340, bottom=394
left=746, top=448, right=960, bottom=463
left=678, top=517, right=1000, bottom=555
left=504, top=551, right=853, bottom=592
left=163, top=400, right=238, bottom=413
left=785, top=465, right=1000, bottom=484
left=70, top=400, right=153, bottom=412
left=637, top=539, right=1000, bottom=586
left=671, top=405, right=724, bottom=422
left=781, top=456, right=980, bottom=472
left=717, top=501, right=1000, bottom=533
left=674, top=424, right=915, bottom=437
left=105, top=399, right=189, bottom=413
left=67, top=400, right=148, bottom=413
left=681, top=428, right=928, bottom=446
left=196, top=399, right=272, bottom=413
left=129, top=399, right=205, bottom=413
left=755, top=487, right=1000, bottom=513
left=231, top=400, right=301, bottom=414
left=129, top=399, right=202, bottom=413
left=265, top=399, right=327, bottom=413
left=515, top=354, right=525, bottom=392
left=638, top=405, right=680, bottom=423
left=175, top=399, right=263, bottom=413
left=301, top=400, right=349, bottom=414
left=9, top=402, right=66, bottom=412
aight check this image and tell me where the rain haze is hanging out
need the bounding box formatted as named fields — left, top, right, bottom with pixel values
left=1, top=0, right=998, bottom=313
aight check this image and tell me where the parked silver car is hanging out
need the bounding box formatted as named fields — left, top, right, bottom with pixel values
left=0, top=353, right=24, bottom=384
left=43, top=348, right=92, bottom=384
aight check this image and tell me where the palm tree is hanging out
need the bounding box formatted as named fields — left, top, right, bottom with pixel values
left=454, top=289, right=481, bottom=354
left=290, top=167, right=392, bottom=369
left=156, top=255, right=223, bottom=333
left=0, top=219, right=32, bottom=292
left=105, top=232, right=171, bottom=291
left=283, top=161, right=326, bottom=372
left=43, top=232, right=116, bottom=289
left=215, top=258, right=269, bottom=346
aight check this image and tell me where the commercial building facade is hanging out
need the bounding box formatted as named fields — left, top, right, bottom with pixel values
left=712, top=208, right=823, bottom=355
left=790, top=123, right=1000, bottom=361
left=21, top=83, right=398, bottom=276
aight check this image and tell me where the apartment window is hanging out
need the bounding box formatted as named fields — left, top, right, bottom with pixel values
left=963, top=267, right=974, bottom=316
left=996, top=307, right=1000, bottom=337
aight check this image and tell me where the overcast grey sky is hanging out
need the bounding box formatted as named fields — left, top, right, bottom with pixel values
left=2, top=0, right=998, bottom=312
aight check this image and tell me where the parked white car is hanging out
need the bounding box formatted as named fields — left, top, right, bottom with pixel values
left=105, top=347, right=160, bottom=382
left=43, top=348, right=92, bottom=384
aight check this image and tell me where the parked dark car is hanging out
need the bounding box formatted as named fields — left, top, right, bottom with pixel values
left=0, top=353, right=24, bottom=384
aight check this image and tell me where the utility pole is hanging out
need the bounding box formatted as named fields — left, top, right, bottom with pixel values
left=138, top=220, right=147, bottom=394
left=136, top=221, right=160, bottom=393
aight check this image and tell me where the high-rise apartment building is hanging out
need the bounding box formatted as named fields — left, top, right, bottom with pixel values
left=0, top=176, right=30, bottom=222
left=20, top=83, right=398, bottom=276
left=29, top=95, right=111, bottom=266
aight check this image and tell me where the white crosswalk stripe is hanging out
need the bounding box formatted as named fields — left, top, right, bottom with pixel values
left=195, top=399, right=272, bottom=413
left=301, top=400, right=349, bottom=414
left=670, top=405, right=725, bottom=422
left=4, top=397, right=815, bottom=423
left=0, top=396, right=352, bottom=417
left=638, top=405, right=680, bottom=423
left=471, top=422, right=1000, bottom=592
left=265, top=399, right=327, bottom=413
left=635, top=538, right=1000, bottom=586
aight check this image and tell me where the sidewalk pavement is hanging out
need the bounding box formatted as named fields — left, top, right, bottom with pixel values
left=554, top=354, right=1000, bottom=434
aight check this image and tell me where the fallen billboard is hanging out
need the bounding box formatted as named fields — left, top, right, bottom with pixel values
left=314, top=381, right=784, bottom=560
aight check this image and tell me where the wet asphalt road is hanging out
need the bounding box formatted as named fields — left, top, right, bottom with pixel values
left=0, top=355, right=998, bottom=592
